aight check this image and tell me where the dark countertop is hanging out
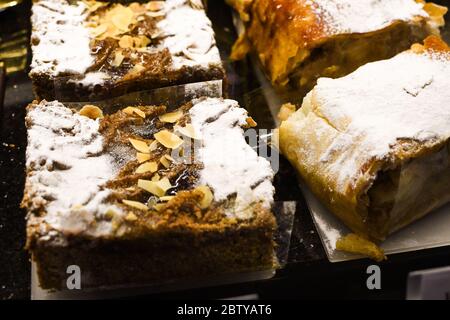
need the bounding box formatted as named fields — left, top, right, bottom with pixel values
left=1, top=0, right=450, bottom=300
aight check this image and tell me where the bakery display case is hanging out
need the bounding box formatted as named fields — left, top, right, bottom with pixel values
left=1, top=0, right=450, bottom=301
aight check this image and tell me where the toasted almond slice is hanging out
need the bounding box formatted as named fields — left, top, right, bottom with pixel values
left=159, top=110, right=183, bottom=123
left=154, top=130, right=183, bottom=149
left=119, top=35, right=134, bottom=48
left=122, top=199, right=148, bottom=211
left=129, top=138, right=149, bottom=153
left=90, top=24, right=108, bottom=38
left=149, top=140, right=159, bottom=151
left=79, top=105, right=103, bottom=119
left=159, top=195, right=175, bottom=202
left=125, top=212, right=138, bottom=221
left=147, top=1, right=165, bottom=11
left=196, top=185, right=213, bottom=209
left=158, top=177, right=172, bottom=192
left=111, top=51, right=125, bottom=67
left=111, top=7, right=134, bottom=31
left=123, top=106, right=146, bottom=118
left=151, top=173, right=160, bottom=182
left=138, top=179, right=165, bottom=197
left=134, top=35, right=150, bottom=48
left=175, top=124, right=200, bottom=139
left=136, top=152, right=150, bottom=163
left=153, top=203, right=166, bottom=211
left=160, top=156, right=171, bottom=169
left=135, top=161, right=158, bottom=174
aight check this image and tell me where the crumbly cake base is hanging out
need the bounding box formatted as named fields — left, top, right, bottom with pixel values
left=30, top=208, right=276, bottom=290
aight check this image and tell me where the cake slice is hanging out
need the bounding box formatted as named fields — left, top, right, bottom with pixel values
left=23, top=97, right=276, bottom=290
left=30, top=0, right=225, bottom=101
left=229, top=0, right=447, bottom=95
left=279, top=36, right=450, bottom=243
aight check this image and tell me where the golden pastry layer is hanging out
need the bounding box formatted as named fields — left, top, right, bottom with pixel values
left=279, top=36, right=450, bottom=241
left=229, top=0, right=447, bottom=94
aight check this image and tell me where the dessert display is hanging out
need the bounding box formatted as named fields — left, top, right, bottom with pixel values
left=22, top=97, right=276, bottom=290
left=279, top=36, right=450, bottom=245
left=29, top=0, right=225, bottom=101
left=228, top=0, right=447, bottom=94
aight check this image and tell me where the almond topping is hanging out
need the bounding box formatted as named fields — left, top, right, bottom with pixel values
left=135, top=161, right=158, bottom=174
left=160, top=154, right=174, bottom=169
left=122, top=200, right=148, bottom=211
left=196, top=185, right=213, bottom=209
left=125, top=212, right=138, bottom=221
left=151, top=173, right=160, bottom=182
left=111, top=7, right=134, bottom=31
left=149, top=140, right=159, bottom=151
left=123, top=106, right=146, bottom=118
left=147, top=1, right=165, bottom=11
left=119, top=35, right=134, bottom=48
left=90, top=24, right=107, bottom=38
left=129, top=138, right=149, bottom=153
left=159, top=195, right=175, bottom=202
left=79, top=105, right=103, bottom=119
left=136, top=152, right=150, bottom=163
left=138, top=177, right=172, bottom=197
left=111, top=51, right=125, bottom=67
left=159, top=110, right=183, bottom=123
left=134, top=35, right=151, bottom=48
left=154, top=130, right=183, bottom=149
left=175, top=124, right=200, bottom=139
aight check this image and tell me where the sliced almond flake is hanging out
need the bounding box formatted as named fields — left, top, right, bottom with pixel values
left=175, top=124, right=201, bottom=139
left=159, top=110, right=183, bottom=123
left=151, top=173, right=160, bottom=182
left=134, top=35, right=151, bottom=48
left=119, top=35, right=134, bottom=48
left=153, top=203, right=166, bottom=211
left=125, top=212, right=138, bottom=221
left=160, top=156, right=170, bottom=169
left=123, top=106, right=146, bottom=118
left=149, top=140, right=159, bottom=151
left=146, top=11, right=165, bottom=18
left=129, top=138, right=149, bottom=153
left=136, top=152, right=151, bottom=163
left=111, top=7, right=134, bottom=31
left=129, top=2, right=146, bottom=13
left=111, top=51, right=125, bottom=67
left=90, top=24, right=107, bottom=38
left=147, top=1, right=165, bottom=11
left=154, top=130, right=183, bottom=149
left=135, top=161, right=158, bottom=174
left=157, top=177, right=172, bottom=193
left=196, top=185, right=214, bottom=209
left=159, top=195, right=175, bottom=202
left=79, top=105, right=103, bottom=119
left=122, top=199, right=149, bottom=211
left=138, top=179, right=169, bottom=197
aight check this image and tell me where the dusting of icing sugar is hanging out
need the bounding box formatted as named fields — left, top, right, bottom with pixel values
left=68, top=71, right=110, bottom=87
left=308, top=0, right=427, bottom=35
left=157, top=0, right=222, bottom=69
left=313, top=50, right=450, bottom=191
left=30, top=0, right=93, bottom=77
left=189, top=98, right=274, bottom=218
left=25, top=101, right=122, bottom=237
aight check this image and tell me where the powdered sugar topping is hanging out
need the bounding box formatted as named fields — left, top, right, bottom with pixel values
left=30, top=0, right=93, bottom=77
left=25, top=101, right=122, bottom=237
left=189, top=98, right=275, bottom=219
left=314, top=50, right=450, bottom=191
left=309, top=0, right=427, bottom=35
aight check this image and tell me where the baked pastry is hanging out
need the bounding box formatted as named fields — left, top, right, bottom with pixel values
left=30, top=0, right=225, bottom=101
left=279, top=36, right=450, bottom=242
left=23, top=98, right=276, bottom=290
left=229, top=0, right=447, bottom=95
